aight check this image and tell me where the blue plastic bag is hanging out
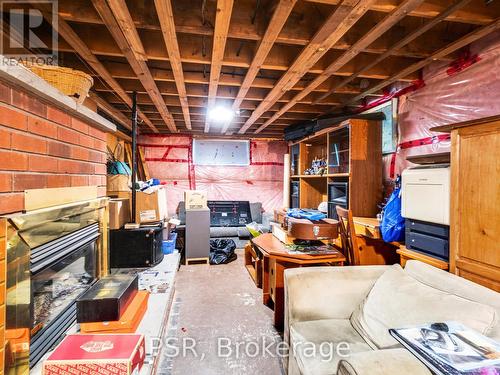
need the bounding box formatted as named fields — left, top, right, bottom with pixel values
left=380, top=187, right=405, bottom=242
left=287, top=208, right=327, bottom=221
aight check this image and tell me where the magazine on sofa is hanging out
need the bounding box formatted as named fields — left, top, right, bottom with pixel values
left=389, top=322, right=500, bottom=375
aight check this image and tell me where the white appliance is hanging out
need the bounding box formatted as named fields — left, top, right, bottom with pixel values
left=401, top=165, right=450, bottom=225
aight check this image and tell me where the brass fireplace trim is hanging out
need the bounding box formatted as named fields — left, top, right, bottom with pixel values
left=1, top=197, right=109, bottom=374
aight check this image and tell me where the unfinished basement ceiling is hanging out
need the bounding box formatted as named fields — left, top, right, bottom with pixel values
left=8, top=0, right=500, bottom=136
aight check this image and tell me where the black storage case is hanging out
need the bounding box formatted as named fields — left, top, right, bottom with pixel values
left=76, top=275, right=138, bottom=323
left=405, top=218, right=450, bottom=260
left=110, top=224, right=164, bottom=268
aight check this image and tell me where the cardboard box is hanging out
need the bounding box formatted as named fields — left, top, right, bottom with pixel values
left=80, top=291, right=149, bottom=334
left=109, top=198, right=131, bottom=230
left=136, top=186, right=168, bottom=223
left=271, top=223, right=295, bottom=244
left=43, top=334, right=145, bottom=375
left=184, top=190, right=207, bottom=210
left=107, top=174, right=131, bottom=192
left=76, top=275, right=138, bottom=323
left=108, top=191, right=131, bottom=200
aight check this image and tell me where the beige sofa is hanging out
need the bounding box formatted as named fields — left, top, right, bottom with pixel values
left=284, top=261, right=500, bottom=375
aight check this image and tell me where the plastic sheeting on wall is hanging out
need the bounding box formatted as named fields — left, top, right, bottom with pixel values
left=138, top=135, right=287, bottom=216
left=383, top=31, right=500, bottom=182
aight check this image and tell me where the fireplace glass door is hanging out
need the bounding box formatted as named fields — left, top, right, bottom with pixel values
left=31, top=241, right=97, bottom=336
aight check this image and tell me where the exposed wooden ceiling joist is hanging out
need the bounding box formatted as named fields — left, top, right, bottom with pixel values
left=11, top=0, right=499, bottom=137
left=85, top=62, right=365, bottom=95
left=314, top=0, right=474, bottom=104
left=90, top=91, right=131, bottom=130
left=346, top=17, right=500, bottom=105
left=154, top=0, right=191, bottom=130
left=238, top=0, right=378, bottom=134
left=55, top=44, right=423, bottom=83
left=254, top=0, right=429, bottom=133
left=57, top=0, right=496, bottom=38
left=92, top=0, right=177, bottom=132
left=205, top=0, right=234, bottom=133
left=33, top=2, right=157, bottom=132
left=223, top=0, right=298, bottom=133
left=302, top=0, right=497, bottom=25
left=56, top=22, right=458, bottom=70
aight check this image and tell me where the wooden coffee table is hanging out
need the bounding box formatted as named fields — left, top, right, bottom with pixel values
left=251, top=233, right=345, bottom=329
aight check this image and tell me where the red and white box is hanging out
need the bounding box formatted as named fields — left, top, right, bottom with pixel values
left=42, top=334, right=145, bottom=375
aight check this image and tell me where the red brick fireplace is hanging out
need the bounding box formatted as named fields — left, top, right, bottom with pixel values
left=0, top=81, right=108, bottom=215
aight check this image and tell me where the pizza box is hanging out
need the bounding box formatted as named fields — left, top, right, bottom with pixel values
left=42, top=334, right=145, bottom=375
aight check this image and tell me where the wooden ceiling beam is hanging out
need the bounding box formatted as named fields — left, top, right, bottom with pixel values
left=94, top=84, right=341, bottom=107
left=224, top=0, right=297, bottom=133
left=90, top=91, right=131, bottom=130
left=154, top=0, right=191, bottom=130
left=255, top=0, right=427, bottom=133
left=109, top=96, right=325, bottom=114
left=124, top=107, right=311, bottom=121
left=34, top=3, right=157, bottom=132
left=302, top=0, right=497, bottom=25
left=97, top=68, right=361, bottom=94
left=68, top=20, right=452, bottom=62
left=58, top=0, right=494, bottom=38
left=205, top=0, right=234, bottom=133
left=92, top=0, right=176, bottom=132
left=347, top=17, right=500, bottom=106
left=54, top=32, right=423, bottom=80
left=89, top=56, right=402, bottom=87
left=314, top=0, right=474, bottom=105
left=238, top=0, right=378, bottom=134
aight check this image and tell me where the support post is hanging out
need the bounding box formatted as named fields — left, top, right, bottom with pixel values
left=131, top=91, right=138, bottom=223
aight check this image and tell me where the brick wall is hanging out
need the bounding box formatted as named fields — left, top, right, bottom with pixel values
left=0, top=81, right=108, bottom=215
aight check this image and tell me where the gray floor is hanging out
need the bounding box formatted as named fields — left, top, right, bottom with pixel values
left=159, top=250, right=284, bottom=375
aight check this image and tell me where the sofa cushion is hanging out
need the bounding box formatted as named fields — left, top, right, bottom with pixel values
left=290, top=319, right=371, bottom=375
left=350, top=266, right=498, bottom=349
left=337, top=348, right=431, bottom=375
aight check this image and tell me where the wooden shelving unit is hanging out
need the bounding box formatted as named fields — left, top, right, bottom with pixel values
left=289, top=118, right=382, bottom=218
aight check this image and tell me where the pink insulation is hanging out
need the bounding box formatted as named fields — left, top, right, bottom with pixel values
left=139, top=135, right=287, bottom=216
left=383, top=31, right=500, bottom=182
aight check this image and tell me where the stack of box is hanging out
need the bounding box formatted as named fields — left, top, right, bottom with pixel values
left=76, top=275, right=149, bottom=334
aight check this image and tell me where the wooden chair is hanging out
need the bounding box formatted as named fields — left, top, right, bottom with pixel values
left=336, top=206, right=360, bottom=265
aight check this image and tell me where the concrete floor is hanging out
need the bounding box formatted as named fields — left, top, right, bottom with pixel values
left=158, top=249, right=284, bottom=375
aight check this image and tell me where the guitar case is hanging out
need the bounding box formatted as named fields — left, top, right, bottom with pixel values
left=287, top=217, right=338, bottom=240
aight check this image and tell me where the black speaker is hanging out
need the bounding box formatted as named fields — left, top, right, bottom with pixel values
left=110, top=225, right=164, bottom=268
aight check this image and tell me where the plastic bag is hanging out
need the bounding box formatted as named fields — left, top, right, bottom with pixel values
left=246, top=222, right=265, bottom=238
left=380, top=187, right=405, bottom=242
left=287, top=208, right=327, bottom=221
left=209, top=239, right=237, bottom=265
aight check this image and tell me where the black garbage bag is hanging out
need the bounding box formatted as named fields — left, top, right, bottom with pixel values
left=209, top=239, right=237, bottom=265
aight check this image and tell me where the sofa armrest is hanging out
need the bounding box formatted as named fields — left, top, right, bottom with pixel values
left=337, top=348, right=431, bottom=375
